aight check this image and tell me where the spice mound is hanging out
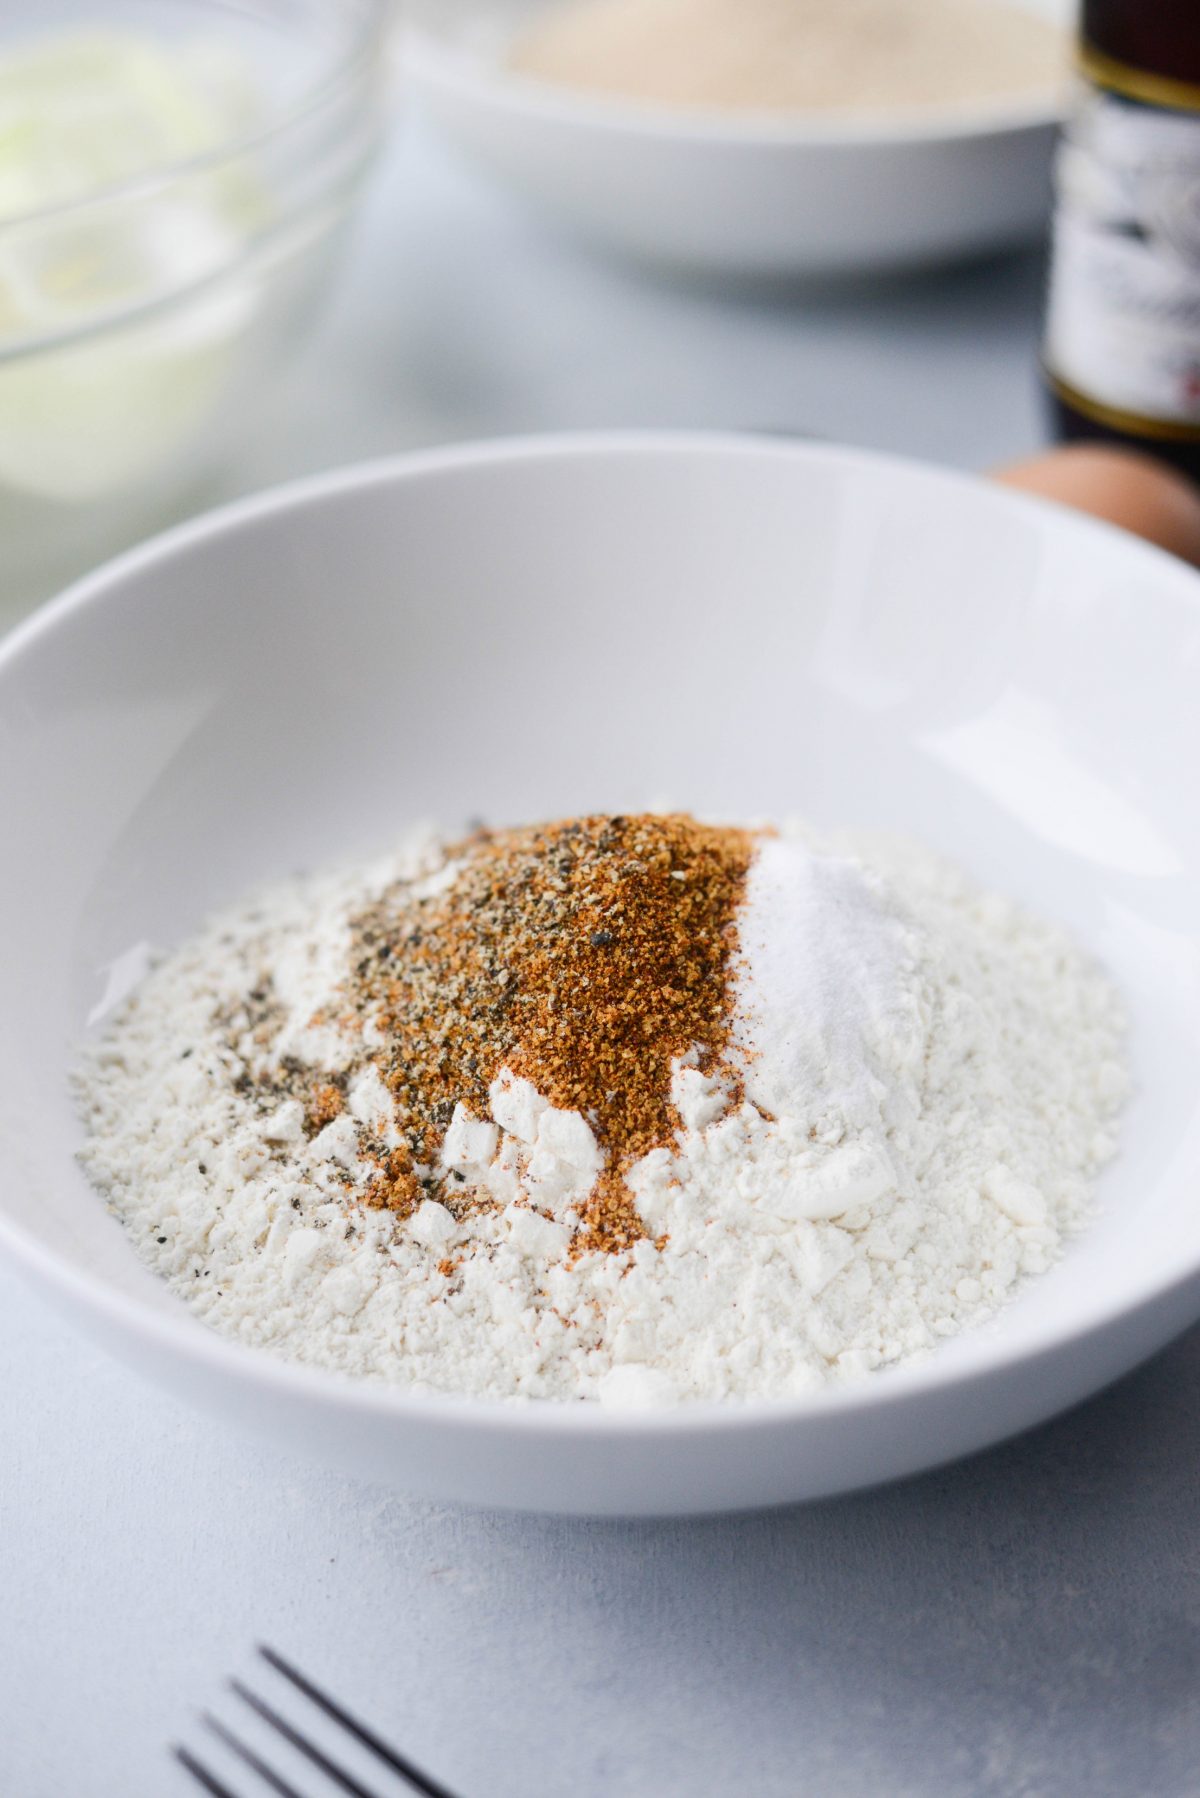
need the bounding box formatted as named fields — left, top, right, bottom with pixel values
left=76, top=813, right=1129, bottom=1404
left=348, top=814, right=753, bottom=1255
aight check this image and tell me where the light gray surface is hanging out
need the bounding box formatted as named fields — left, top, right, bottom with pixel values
left=7, top=1264, right=1200, bottom=1798
left=6, top=118, right=1198, bottom=1798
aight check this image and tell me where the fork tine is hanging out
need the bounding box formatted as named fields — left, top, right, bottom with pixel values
left=173, top=1744, right=241, bottom=1798
left=231, top=1680, right=383, bottom=1798
left=259, top=1646, right=459, bottom=1798
left=203, top=1713, right=307, bottom=1798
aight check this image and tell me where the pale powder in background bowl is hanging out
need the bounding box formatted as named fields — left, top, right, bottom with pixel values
left=508, top=0, right=1067, bottom=119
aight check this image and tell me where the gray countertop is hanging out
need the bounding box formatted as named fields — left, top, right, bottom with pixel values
left=5, top=119, right=1197, bottom=1798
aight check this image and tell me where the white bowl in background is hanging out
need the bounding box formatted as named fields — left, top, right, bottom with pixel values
left=405, top=0, right=1073, bottom=278
left=1, top=433, right=1198, bottom=1517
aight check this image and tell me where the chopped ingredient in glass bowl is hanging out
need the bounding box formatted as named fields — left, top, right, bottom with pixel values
left=0, top=28, right=268, bottom=502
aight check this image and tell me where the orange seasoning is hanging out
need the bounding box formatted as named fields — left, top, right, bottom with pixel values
left=346, top=815, right=753, bottom=1250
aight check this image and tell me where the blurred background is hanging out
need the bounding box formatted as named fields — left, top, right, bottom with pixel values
left=0, top=0, right=1092, bottom=627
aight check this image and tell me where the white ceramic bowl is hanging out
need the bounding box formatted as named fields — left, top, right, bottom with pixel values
left=1, top=433, right=1199, bottom=1518
left=405, top=0, right=1071, bottom=277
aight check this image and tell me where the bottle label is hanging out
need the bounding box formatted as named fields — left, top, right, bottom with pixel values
left=1045, top=80, right=1200, bottom=437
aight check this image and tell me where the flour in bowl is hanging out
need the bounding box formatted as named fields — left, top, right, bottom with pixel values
left=509, top=0, right=1066, bottom=118
left=76, top=814, right=1128, bottom=1404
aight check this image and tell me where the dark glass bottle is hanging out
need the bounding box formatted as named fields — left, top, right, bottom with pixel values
left=1043, top=0, right=1200, bottom=480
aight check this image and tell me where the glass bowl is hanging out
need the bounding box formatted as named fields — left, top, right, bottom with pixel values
left=0, top=0, right=393, bottom=613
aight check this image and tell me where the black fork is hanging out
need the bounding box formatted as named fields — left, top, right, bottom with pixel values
left=174, top=1646, right=460, bottom=1798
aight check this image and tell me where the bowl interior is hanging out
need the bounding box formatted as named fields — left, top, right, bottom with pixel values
left=1, top=435, right=1199, bottom=1404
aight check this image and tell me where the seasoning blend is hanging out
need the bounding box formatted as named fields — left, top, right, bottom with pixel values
left=76, top=814, right=1130, bottom=1403
left=1043, top=1, right=1200, bottom=479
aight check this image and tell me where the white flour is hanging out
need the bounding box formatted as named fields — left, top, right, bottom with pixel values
left=75, top=821, right=1128, bottom=1405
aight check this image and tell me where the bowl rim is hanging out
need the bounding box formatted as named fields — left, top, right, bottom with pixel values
left=3, top=427, right=1199, bottom=1443
left=404, top=15, right=1066, bottom=150
left=0, top=0, right=393, bottom=239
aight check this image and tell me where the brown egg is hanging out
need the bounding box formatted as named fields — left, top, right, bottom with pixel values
left=993, top=445, right=1200, bottom=568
